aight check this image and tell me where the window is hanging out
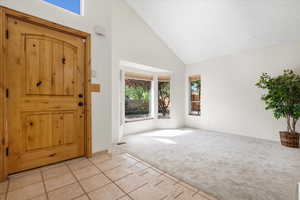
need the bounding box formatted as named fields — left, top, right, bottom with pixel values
left=158, top=76, right=171, bottom=119
left=125, top=73, right=153, bottom=121
left=189, top=75, right=201, bottom=116
left=43, top=0, right=82, bottom=15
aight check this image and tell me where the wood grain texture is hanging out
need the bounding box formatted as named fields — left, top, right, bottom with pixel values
left=85, top=36, right=92, bottom=158
left=0, top=7, right=5, bottom=182
left=3, top=7, right=89, bottom=39
left=6, top=16, right=86, bottom=173
left=0, top=6, right=92, bottom=178
left=90, top=84, right=101, bottom=93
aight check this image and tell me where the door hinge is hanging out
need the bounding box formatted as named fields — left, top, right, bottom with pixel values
left=6, top=88, right=9, bottom=98
left=6, top=147, right=9, bottom=156
left=6, top=30, right=9, bottom=39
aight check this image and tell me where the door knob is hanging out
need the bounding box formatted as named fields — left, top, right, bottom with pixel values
left=78, top=94, right=84, bottom=98
left=78, top=102, right=84, bottom=107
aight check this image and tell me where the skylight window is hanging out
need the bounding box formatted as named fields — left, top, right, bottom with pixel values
left=43, top=0, right=83, bottom=15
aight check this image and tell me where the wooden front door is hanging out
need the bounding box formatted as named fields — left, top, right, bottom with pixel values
left=6, top=16, right=86, bottom=174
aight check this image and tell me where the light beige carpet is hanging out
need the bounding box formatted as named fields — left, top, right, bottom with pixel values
left=119, top=129, right=300, bottom=200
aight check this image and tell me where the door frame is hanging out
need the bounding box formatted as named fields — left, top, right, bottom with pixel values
left=0, top=6, right=92, bottom=181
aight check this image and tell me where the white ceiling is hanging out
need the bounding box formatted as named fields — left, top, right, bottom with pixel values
left=125, top=0, right=300, bottom=64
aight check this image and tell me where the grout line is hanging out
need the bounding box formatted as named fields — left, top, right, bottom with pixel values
left=40, top=170, right=49, bottom=200
left=5, top=178, right=9, bottom=200
left=64, top=162, right=92, bottom=200
left=4, top=149, right=216, bottom=200
left=82, top=181, right=112, bottom=195
left=71, top=194, right=87, bottom=200
left=174, top=191, right=184, bottom=199
left=127, top=182, right=148, bottom=195
left=88, top=157, right=135, bottom=200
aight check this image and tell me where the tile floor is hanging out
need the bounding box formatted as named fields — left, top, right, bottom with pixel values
left=0, top=150, right=217, bottom=200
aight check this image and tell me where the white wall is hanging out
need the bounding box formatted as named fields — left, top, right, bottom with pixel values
left=0, top=0, right=112, bottom=153
left=186, top=42, right=300, bottom=141
left=112, top=0, right=186, bottom=141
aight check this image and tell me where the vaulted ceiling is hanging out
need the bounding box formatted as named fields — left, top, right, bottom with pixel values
left=125, top=0, right=300, bottom=64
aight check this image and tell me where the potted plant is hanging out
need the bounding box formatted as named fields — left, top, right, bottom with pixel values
left=256, top=69, right=300, bottom=148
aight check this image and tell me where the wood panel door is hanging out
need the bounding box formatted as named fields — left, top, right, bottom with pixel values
left=6, top=16, right=86, bottom=174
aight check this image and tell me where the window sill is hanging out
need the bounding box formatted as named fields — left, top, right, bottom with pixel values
left=158, top=117, right=171, bottom=119
left=125, top=117, right=154, bottom=123
left=189, top=114, right=201, bottom=117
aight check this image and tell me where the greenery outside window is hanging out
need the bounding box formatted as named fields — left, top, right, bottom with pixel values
left=189, top=75, right=201, bottom=116
left=125, top=73, right=153, bottom=122
left=158, top=76, right=171, bottom=119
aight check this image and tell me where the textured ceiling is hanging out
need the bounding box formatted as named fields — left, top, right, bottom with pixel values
left=125, top=0, right=300, bottom=64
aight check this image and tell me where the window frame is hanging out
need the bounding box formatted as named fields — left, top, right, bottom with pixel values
left=158, top=77, right=171, bottom=119
left=189, top=75, right=201, bottom=116
left=42, top=0, right=84, bottom=16
left=124, top=77, right=154, bottom=123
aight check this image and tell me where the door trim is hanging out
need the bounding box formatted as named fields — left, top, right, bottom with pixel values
left=0, top=6, right=92, bottom=181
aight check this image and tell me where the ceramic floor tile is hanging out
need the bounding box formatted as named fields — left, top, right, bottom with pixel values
left=88, top=183, right=125, bottom=200
left=118, top=196, right=131, bottom=200
left=129, top=173, right=179, bottom=200
left=115, top=168, right=161, bottom=193
left=95, top=159, right=123, bottom=172
left=129, top=183, right=170, bottom=200
left=197, top=191, right=218, bottom=200
left=0, top=181, right=8, bottom=194
left=42, top=165, right=70, bottom=180
left=65, top=157, right=87, bottom=165
left=95, top=154, right=131, bottom=172
left=73, top=195, right=90, bottom=200
left=48, top=182, right=84, bottom=200
left=119, top=156, right=139, bottom=168
left=110, top=148, right=127, bottom=156
left=110, top=154, right=129, bottom=163
left=1, top=152, right=214, bottom=200
left=115, top=173, right=147, bottom=193
left=104, top=165, right=134, bottom=181
left=9, top=168, right=41, bottom=179
left=31, top=194, right=48, bottom=200
left=80, top=173, right=111, bottom=193
left=9, top=172, right=42, bottom=191
left=136, top=168, right=162, bottom=181
left=89, top=153, right=112, bottom=164
left=67, top=158, right=93, bottom=172
left=6, top=182, right=45, bottom=200
left=72, top=164, right=101, bottom=180
left=44, top=173, right=76, bottom=192
left=163, top=173, right=180, bottom=183
left=40, top=162, right=65, bottom=172
left=164, top=184, right=198, bottom=200
left=176, top=193, right=210, bottom=200
left=178, top=181, right=198, bottom=193
left=129, top=162, right=149, bottom=172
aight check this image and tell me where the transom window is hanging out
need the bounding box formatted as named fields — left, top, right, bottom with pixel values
left=43, top=0, right=83, bottom=15
left=189, top=75, right=201, bottom=116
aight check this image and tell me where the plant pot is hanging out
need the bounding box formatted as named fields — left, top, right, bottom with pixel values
left=279, top=131, right=299, bottom=148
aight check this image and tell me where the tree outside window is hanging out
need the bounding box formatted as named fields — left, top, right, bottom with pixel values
left=158, top=78, right=171, bottom=119
left=189, top=75, right=201, bottom=116
left=125, top=79, right=152, bottom=120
